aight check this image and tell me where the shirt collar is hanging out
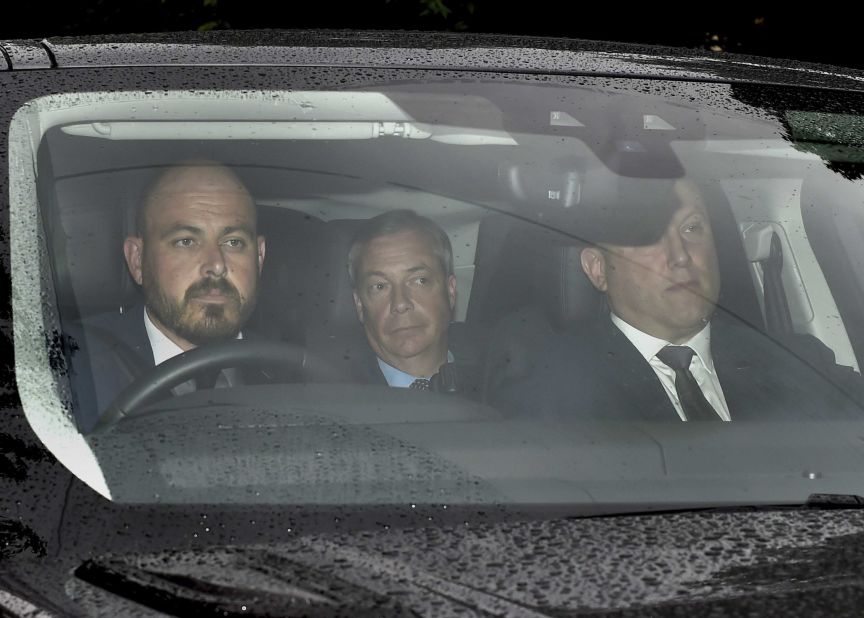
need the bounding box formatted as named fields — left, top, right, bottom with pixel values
left=143, top=307, right=242, bottom=366
left=377, top=351, right=455, bottom=388
left=610, top=313, right=715, bottom=374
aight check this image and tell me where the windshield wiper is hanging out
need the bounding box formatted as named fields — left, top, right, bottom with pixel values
left=805, top=493, right=864, bottom=509
left=568, top=494, right=864, bottom=521
left=74, top=559, right=418, bottom=618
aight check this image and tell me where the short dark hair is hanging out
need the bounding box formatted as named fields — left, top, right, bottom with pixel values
left=348, top=209, right=454, bottom=288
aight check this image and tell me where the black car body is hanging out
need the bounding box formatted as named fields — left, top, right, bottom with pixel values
left=4, top=30, right=864, bottom=616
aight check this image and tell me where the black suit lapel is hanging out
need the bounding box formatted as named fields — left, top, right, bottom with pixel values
left=127, top=306, right=154, bottom=364
left=709, top=319, right=847, bottom=421
left=710, top=324, right=753, bottom=419
left=709, top=319, right=800, bottom=420
left=88, top=305, right=154, bottom=382
left=593, top=319, right=679, bottom=421
left=367, top=353, right=389, bottom=385
left=347, top=346, right=389, bottom=385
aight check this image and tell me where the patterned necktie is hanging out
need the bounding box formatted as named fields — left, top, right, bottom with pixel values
left=655, top=346, right=719, bottom=421
left=409, top=378, right=431, bottom=390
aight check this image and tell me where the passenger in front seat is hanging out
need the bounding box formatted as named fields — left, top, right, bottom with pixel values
left=348, top=210, right=480, bottom=396
left=492, top=178, right=864, bottom=421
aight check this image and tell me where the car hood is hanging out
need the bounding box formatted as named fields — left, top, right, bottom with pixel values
left=66, top=507, right=864, bottom=616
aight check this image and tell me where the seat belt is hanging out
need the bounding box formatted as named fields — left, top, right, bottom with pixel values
left=760, top=232, right=794, bottom=336
left=742, top=224, right=794, bottom=336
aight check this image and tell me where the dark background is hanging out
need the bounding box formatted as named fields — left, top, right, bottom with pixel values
left=1, top=1, right=861, bottom=70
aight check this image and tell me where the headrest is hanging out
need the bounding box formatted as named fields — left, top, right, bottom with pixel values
left=246, top=206, right=329, bottom=343
left=50, top=175, right=141, bottom=322
left=469, top=215, right=604, bottom=333
left=297, top=218, right=373, bottom=381
left=302, top=218, right=366, bottom=336
left=537, top=243, right=606, bottom=330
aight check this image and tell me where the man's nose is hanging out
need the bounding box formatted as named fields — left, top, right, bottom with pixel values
left=201, top=243, right=228, bottom=278
left=390, top=284, right=414, bottom=314
left=664, top=231, right=692, bottom=268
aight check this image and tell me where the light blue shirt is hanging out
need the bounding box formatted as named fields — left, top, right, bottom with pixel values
left=377, top=351, right=455, bottom=388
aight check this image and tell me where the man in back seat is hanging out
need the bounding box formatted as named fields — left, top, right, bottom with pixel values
left=348, top=210, right=479, bottom=397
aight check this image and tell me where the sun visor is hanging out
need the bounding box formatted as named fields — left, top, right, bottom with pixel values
left=575, top=175, right=682, bottom=246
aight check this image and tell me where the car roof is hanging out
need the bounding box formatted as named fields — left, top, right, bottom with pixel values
left=2, top=29, right=864, bottom=92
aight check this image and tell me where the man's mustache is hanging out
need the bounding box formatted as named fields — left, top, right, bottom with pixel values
left=184, top=277, right=240, bottom=303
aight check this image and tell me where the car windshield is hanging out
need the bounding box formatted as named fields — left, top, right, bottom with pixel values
left=10, top=73, right=864, bottom=511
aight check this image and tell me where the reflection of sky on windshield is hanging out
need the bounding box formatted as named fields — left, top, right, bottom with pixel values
left=5, top=79, right=864, bottom=506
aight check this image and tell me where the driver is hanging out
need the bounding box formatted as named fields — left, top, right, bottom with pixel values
left=68, top=160, right=267, bottom=432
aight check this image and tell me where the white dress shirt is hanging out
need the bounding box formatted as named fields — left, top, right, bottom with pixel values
left=144, top=308, right=189, bottom=366
left=610, top=314, right=731, bottom=421
left=143, top=308, right=242, bottom=392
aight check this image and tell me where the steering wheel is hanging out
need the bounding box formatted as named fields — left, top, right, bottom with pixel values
left=95, top=340, right=311, bottom=431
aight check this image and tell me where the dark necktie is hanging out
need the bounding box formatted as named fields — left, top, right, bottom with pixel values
left=655, top=346, right=719, bottom=421
left=409, top=378, right=431, bottom=390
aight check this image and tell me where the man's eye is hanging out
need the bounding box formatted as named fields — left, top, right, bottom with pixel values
left=368, top=282, right=387, bottom=293
left=416, top=276, right=429, bottom=285
left=223, top=238, right=246, bottom=249
left=174, top=238, right=196, bottom=248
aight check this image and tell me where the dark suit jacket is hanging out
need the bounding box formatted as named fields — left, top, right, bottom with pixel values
left=348, top=347, right=484, bottom=401
left=351, top=348, right=390, bottom=386
left=320, top=325, right=483, bottom=401
left=64, top=306, right=283, bottom=433
left=493, top=315, right=864, bottom=421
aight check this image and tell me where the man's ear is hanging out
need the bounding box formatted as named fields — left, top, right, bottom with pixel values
left=123, top=236, right=144, bottom=286
left=446, top=274, right=457, bottom=312
left=257, top=235, right=266, bottom=274
left=352, top=290, right=365, bottom=324
left=580, top=247, right=609, bottom=292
